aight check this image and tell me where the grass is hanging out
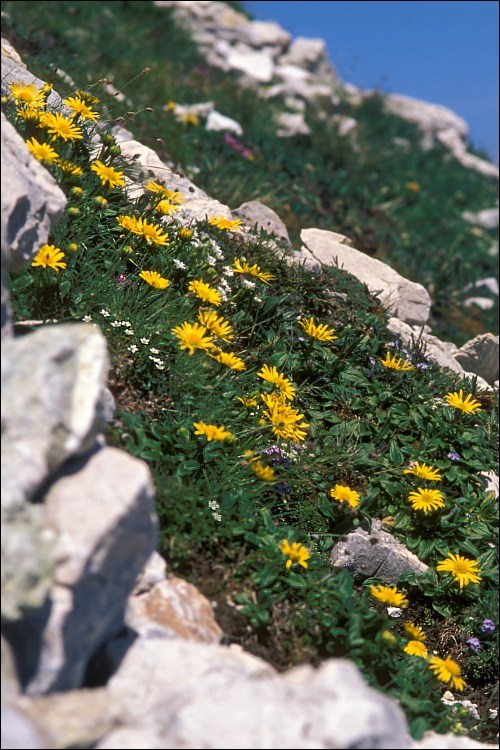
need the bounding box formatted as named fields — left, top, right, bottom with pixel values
left=2, top=1, right=499, bottom=743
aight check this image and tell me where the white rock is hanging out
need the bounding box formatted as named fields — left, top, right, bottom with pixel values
left=226, top=45, right=274, bottom=82
left=300, top=228, right=431, bottom=326
left=462, top=208, right=499, bottom=229
left=205, top=110, right=243, bottom=135
left=464, top=297, right=495, bottom=310
left=276, top=111, right=311, bottom=137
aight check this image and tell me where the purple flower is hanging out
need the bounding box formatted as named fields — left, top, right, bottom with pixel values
left=416, top=362, right=428, bottom=370
left=447, top=451, right=461, bottom=462
left=481, top=619, right=496, bottom=634
left=466, top=637, right=482, bottom=652
left=368, top=357, right=376, bottom=367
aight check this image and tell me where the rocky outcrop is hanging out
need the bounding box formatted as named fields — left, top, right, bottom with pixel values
left=298, top=227, right=432, bottom=326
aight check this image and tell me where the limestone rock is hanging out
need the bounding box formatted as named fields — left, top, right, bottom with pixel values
left=279, top=37, right=339, bottom=85
left=1, top=324, right=109, bottom=510
left=20, top=446, right=155, bottom=694
left=226, top=44, right=274, bottom=83
left=330, top=520, right=428, bottom=583
left=233, top=200, right=291, bottom=246
left=276, top=111, right=311, bottom=137
left=453, top=333, right=499, bottom=385
left=413, top=732, right=498, bottom=749
left=300, top=228, right=431, bottom=326
left=126, top=576, right=222, bottom=643
left=95, top=638, right=412, bottom=749
left=132, top=551, right=168, bottom=595
left=384, top=93, right=468, bottom=143
left=462, top=208, right=499, bottom=229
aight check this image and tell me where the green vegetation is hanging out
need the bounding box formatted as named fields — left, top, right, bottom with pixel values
left=2, top=0, right=498, bottom=742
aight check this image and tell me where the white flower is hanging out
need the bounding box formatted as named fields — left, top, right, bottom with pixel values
left=111, top=321, right=121, bottom=328
left=206, top=254, right=216, bottom=266
left=127, top=344, right=139, bottom=353
left=212, top=512, right=222, bottom=522
left=173, top=258, right=186, bottom=270
left=140, top=337, right=150, bottom=345
left=387, top=607, right=403, bottom=618
left=100, top=309, right=111, bottom=317
left=150, top=347, right=160, bottom=354
left=242, top=279, right=256, bottom=289
left=124, top=328, right=134, bottom=335
left=155, top=363, right=165, bottom=370
left=121, top=320, right=132, bottom=327
left=82, top=315, right=92, bottom=322
left=223, top=266, right=234, bottom=277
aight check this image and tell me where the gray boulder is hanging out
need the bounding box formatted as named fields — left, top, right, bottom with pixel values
left=330, top=520, right=428, bottom=583
left=454, top=333, right=499, bottom=385
left=233, top=200, right=291, bottom=247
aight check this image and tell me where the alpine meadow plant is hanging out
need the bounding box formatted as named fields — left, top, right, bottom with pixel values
left=2, top=4, right=498, bottom=742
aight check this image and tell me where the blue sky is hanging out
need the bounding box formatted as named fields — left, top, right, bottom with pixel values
left=245, top=1, right=499, bottom=163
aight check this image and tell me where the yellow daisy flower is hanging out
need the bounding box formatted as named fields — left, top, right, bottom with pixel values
left=251, top=460, right=277, bottom=481
left=261, top=393, right=309, bottom=443
left=144, top=180, right=184, bottom=203
left=444, top=390, right=481, bottom=414
left=9, top=81, right=45, bottom=108
left=116, top=215, right=139, bottom=233
left=231, top=258, right=275, bottom=284
left=279, top=539, right=310, bottom=570
left=429, top=656, right=466, bottom=691
left=210, top=350, right=246, bottom=371
left=57, top=159, right=83, bottom=176
left=298, top=317, right=337, bottom=342
left=26, top=138, right=59, bottom=165
left=132, top=218, right=169, bottom=246
left=380, top=352, right=415, bottom=371
left=42, top=112, right=83, bottom=141
left=404, top=640, right=428, bottom=658
left=208, top=215, right=243, bottom=232
left=139, top=270, right=171, bottom=290
left=171, top=321, right=215, bottom=355
left=257, top=364, right=295, bottom=400
left=330, top=484, right=360, bottom=508
left=403, top=462, right=442, bottom=481
left=156, top=200, right=179, bottom=215
left=197, top=310, right=234, bottom=342
left=193, top=421, right=234, bottom=442
left=436, top=553, right=482, bottom=588
left=90, top=160, right=126, bottom=189
left=31, top=244, right=67, bottom=273
left=408, top=487, right=445, bottom=513
left=179, top=227, right=193, bottom=239
left=369, top=585, right=409, bottom=608
left=188, top=279, right=222, bottom=306
left=64, top=95, right=100, bottom=121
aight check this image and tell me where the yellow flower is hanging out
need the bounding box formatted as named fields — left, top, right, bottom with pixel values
left=404, top=641, right=428, bottom=658
left=64, top=96, right=100, bottom=121
left=197, top=310, right=234, bottom=342
left=429, top=656, right=466, bottom=691
left=26, top=138, right=59, bottom=165
left=330, top=484, right=360, bottom=508
left=132, top=218, right=169, bottom=246
left=57, top=159, right=83, bottom=176
left=298, top=317, right=337, bottom=342
left=171, top=321, right=215, bottom=355
left=193, top=421, right=234, bottom=442
left=381, top=630, right=397, bottom=646
left=252, top=460, right=276, bottom=481
left=9, top=82, right=45, bottom=108
left=90, top=160, right=126, bottom=189
left=261, top=393, right=309, bottom=443
left=117, top=215, right=138, bottom=232
left=156, top=200, right=179, bottom=216
left=42, top=112, right=83, bottom=141
left=238, top=395, right=259, bottom=408
left=408, top=487, right=445, bottom=513
left=436, top=553, right=482, bottom=589
left=380, top=352, right=415, bottom=371
left=31, top=244, right=67, bottom=273
left=403, top=462, right=442, bottom=481
left=16, top=106, right=42, bottom=122
left=444, top=390, right=481, bottom=414
left=404, top=623, right=427, bottom=642
left=231, top=258, right=275, bottom=284
left=144, top=180, right=184, bottom=203
left=257, top=364, right=295, bottom=400
left=279, top=539, right=310, bottom=570
left=179, top=227, right=192, bottom=238
left=139, top=270, right=171, bottom=290
left=369, top=585, right=409, bottom=608
left=209, top=216, right=243, bottom=232
left=180, top=113, right=200, bottom=126
left=210, top=350, right=246, bottom=371
left=188, top=279, right=222, bottom=306
left=406, top=182, right=421, bottom=193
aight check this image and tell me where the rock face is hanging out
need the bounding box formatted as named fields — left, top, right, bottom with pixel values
left=454, top=333, right=499, bottom=385
left=233, top=200, right=291, bottom=247
left=299, top=228, right=432, bottom=326
left=330, top=520, right=429, bottom=583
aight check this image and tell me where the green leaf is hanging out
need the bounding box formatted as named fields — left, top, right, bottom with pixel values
left=389, top=440, right=404, bottom=466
